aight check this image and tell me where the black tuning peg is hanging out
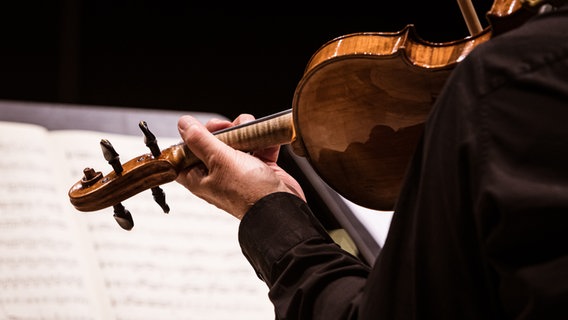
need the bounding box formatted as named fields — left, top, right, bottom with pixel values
left=99, top=139, right=133, bottom=229
left=139, top=121, right=171, bottom=214
left=139, top=121, right=161, bottom=157
left=113, top=203, right=134, bottom=231
left=100, top=139, right=123, bottom=174
left=152, top=186, right=170, bottom=213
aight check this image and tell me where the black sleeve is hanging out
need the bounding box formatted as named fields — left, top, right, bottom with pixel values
left=238, top=192, right=370, bottom=320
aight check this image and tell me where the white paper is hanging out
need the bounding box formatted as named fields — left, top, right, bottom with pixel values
left=0, top=122, right=274, bottom=320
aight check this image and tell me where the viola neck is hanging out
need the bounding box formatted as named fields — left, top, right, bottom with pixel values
left=175, top=108, right=295, bottom=169
left=215, top=108, right=294, bottom=149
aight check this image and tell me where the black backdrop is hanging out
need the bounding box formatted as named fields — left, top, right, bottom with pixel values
left=0, top=1, right=493, bottom=120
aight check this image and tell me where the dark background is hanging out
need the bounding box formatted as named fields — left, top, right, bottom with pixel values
left=0, top=1, right=493, bottom=120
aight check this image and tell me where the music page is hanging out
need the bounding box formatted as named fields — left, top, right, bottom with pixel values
left=0, top=121, right=274, bottom=320
left=0, top=122, right=107, bottom=319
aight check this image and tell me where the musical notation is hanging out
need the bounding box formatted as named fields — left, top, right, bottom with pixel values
left=0, top=121, right=274, bottom=320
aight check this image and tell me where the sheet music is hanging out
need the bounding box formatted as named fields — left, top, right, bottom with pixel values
left=0, top=122, right=274, bottom=320
left=0, top=122, right=105, bottom=319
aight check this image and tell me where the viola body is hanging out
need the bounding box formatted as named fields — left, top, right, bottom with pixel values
left=292, top=27, right=490, bottom=209
left=290, top=0, right=533, bottom=209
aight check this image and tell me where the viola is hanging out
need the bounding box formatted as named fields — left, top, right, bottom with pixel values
left=69, top=0, right=536, bottom=223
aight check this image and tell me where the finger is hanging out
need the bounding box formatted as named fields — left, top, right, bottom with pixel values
left=233, top=113, right=255, bottom=125
left=205, top=114, right=255, bottom=133
left=178, top=115, right=230, bottom=164
left=205, top=118, right=233, bottom=132
left=176, top=162, right=209, bottom=188
left=252, top=145, right=280, bottom=163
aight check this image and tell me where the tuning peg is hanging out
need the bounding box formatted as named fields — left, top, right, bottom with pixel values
left=113, top=203, right=134, bottom=230
left=81, top=167, right=102, bottom=187
left=100, top=139, right=123, bottom=174
left=151, top=186, right=170, bottom=213
left=138, top=121, right=171, bottom=213
left=139, top=121, right=161, bottom=157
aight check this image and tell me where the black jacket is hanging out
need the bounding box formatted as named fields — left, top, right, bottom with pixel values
left=238, top=5, right=568, bottom=319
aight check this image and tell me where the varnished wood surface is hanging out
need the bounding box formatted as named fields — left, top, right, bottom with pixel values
left=487, top=0, right=535, bottom=35
left=291, top=29, right=483, bottom=210
left=304, top=26, right=491, bottom=73
left=289, top=0, right=532, bottom=210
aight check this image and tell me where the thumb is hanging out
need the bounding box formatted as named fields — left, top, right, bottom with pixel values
left=178, top=115, right=228, bottom=164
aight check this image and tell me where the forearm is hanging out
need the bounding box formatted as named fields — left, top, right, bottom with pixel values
left=239, top=192, right=370, bottom=319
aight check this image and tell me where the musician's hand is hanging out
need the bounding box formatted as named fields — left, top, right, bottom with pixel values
left=176, top=114, right=305, bottom=220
